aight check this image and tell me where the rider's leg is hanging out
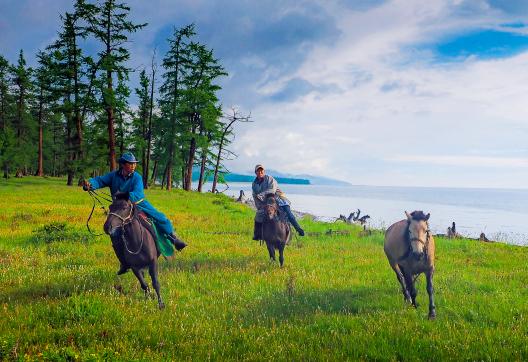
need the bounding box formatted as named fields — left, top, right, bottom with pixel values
left=253, top=211, right=264, bottom=240
left=138, top=201, right=187, bottom=251
left=253, top=221, right=262, bottom=240
left=281, top=205, right=305, bottom=236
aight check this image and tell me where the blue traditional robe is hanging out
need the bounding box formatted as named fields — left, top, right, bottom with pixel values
left=88, top=170, right=174, bottom=235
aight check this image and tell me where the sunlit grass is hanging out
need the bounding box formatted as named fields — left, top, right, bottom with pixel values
left=0, top=176, right=527, bottom=360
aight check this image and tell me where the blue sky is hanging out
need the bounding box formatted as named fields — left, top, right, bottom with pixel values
left=1, top=0, right=527, bottom=188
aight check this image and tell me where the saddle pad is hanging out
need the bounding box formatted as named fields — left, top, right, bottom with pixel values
left=148, top=217, right=175, bottom=257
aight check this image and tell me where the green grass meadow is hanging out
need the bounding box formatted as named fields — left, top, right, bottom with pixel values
left=0, top=177, right=527, bottom=361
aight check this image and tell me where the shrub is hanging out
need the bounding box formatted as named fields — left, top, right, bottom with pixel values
left=32, top=222, right=95, bottom=244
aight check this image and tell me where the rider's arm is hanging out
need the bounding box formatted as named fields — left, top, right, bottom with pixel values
left=128, top=173, right=146, bottom=204
left=88, top=172, right=114, bottom=190
left=256, top=175, right=278, bottom=200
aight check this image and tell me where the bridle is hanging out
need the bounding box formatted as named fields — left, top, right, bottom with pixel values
left=409, top=225, right=431, bottom=247
left=401, top=220, right=431, bottom=261
left=264, top=202, right=279, bottom=221
left=107, top=202, right=144, bottom=255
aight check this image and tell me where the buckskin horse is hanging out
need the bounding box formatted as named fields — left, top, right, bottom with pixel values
left=384, top=210, right=436, bottom=319
left=262, top=195, right=291, bottom=266
left=104, top=192, right=165, bottom=309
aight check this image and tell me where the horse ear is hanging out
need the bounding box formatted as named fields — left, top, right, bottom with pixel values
left=114, top=191, right=129, bottom=201
left=405, top=211, right=411, bottom=221
left=425, top=213, right=430, bottom=221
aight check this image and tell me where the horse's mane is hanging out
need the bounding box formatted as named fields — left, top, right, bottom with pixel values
left=410, top=210, right=428, bottom=221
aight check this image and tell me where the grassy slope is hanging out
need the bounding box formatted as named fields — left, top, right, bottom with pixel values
left=0, top=177, right=527, bottom=361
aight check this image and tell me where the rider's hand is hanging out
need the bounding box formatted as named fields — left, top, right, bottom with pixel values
left=257, top=193, right=264, bottom=201
left=82, top=180, right=91, bottom=191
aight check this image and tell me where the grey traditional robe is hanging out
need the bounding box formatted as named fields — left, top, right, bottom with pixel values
left=252, top=174, right=278, bottom=222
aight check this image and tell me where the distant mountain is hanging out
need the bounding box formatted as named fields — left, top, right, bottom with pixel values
left=191, top=167, right=348, bottom=186
left=191, top=170, right=310, bottom=185
left=266, top=169, right=351, bottom=186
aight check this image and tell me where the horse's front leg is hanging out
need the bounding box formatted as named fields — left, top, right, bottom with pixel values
left=148, top=262, right=164, bottom=310
left=403, top=271, right=418, bottom=308
left=265, top=241, right=276, bottom=262
left=278, top=243, right=285, bottom=267
left=426, top=269, right=436, bottom=319
left=391, top=263, right=411, bottom=304
left=132, top=268, right=150, bottom=297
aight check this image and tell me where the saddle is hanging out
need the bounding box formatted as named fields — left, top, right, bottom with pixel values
left=276, top=207, right=289, bottom=223
left=137, top=211, right=157, bottom=241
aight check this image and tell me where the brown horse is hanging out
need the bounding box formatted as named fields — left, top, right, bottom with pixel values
left=262, top=195, right=291, bottom=266
left=104, top=193, right=165, bottom=309
left=384, top=210, right=436, bottom=319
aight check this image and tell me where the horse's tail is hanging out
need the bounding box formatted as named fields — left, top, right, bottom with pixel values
left=285, top=223, right=292, bottom=245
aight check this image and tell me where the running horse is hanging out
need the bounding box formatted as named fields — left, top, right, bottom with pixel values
left=262, top=194, right=291, bottom=266
left=104, top=192, right=165, bottom=309
left=384, top=210, right=436, bottom=319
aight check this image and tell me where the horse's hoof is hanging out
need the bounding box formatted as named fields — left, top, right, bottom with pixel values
left=159, top=302, right=165, bottom=310
left=428, top=310, right=436, bottom=320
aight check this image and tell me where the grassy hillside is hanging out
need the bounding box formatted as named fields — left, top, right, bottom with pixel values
left=0, top=177, right=527, bottom=361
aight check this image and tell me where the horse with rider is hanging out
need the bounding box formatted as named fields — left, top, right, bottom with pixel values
left=251, top=164, right=305, bottom=241
left=82, top=152, right=187, bottom=275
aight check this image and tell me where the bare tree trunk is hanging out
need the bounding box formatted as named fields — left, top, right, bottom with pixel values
left=150, top=159, right=158, bottom=186
left=36, top=88, right=44, bottom=176
left=144, top=53, right=156, bottom=189
left=211, top=140, right=224, bottom=193
left=197, top=151, right=207, bottom=192
left=106, top=72, right=117, bottom=171
left=184, top=136, right=196, bottom=191
left=161, top=162, right=169, bottom=189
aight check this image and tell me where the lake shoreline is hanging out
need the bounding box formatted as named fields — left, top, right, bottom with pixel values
left=226, top=184, right=528, bottom=246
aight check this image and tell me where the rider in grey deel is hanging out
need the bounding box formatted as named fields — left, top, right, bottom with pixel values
left=252, top=164, right=305, bottom=240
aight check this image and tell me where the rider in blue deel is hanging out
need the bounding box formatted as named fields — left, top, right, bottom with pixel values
left=82, top=152, right=187, bottom=275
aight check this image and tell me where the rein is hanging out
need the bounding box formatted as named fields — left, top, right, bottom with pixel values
left=108, top=202, right=145, bottom=255
left=86, top=189, right=112, bottom=236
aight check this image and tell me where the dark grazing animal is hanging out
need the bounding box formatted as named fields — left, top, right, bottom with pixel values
left=357, top=215, right=370, bottom=225
left=104, top=193, right=165, bottom=309
left=262, top=195, right=291, bottom=266
left=384, top=210, right=436, bottom=319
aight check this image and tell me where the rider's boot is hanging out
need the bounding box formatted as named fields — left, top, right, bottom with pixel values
left=167, top=233, right=187, bottom=251
left=253, top=221, right=262, bottom=240
left=290, top=218, right=305, bottom=236
left=282, top=205, right=305, bottom=236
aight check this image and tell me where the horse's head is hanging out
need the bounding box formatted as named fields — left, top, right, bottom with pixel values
left=264, top=194, right=278, bottom=221
left=104, top=197, right=133, bottom=238
left=405, top=210, right=430, bottom=260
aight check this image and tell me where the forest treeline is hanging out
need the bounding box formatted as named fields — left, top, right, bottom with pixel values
left=0, top=0, right=250, bottom=192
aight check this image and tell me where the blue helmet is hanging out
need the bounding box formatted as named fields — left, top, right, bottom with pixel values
left=118, top=152, right=139, bottom=164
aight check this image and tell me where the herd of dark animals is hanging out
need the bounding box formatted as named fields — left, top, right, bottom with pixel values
left=102, top=190, right=488, bottom=317
left=336, top=208, right=371, bottom=226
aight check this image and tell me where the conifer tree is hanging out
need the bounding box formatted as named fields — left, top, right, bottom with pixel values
left=11, top=50, right=35, bottom=176
left=85, top=0, right=146, bottom=171
left=0, top=55, right=14, bottom=178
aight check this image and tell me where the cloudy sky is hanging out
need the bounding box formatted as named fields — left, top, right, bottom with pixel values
left=1, top=0, right=528, bottom=188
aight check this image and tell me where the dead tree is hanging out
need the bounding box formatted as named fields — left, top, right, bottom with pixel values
left=211, top=108, right=251, bottom=193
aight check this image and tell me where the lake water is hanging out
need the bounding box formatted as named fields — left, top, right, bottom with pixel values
left=215, top=182, right=528, bottom=246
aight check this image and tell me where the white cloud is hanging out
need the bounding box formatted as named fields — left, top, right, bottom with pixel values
left=225, top=0, right=528, bottom=188
left=386, top=155, right=528, bottom=167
